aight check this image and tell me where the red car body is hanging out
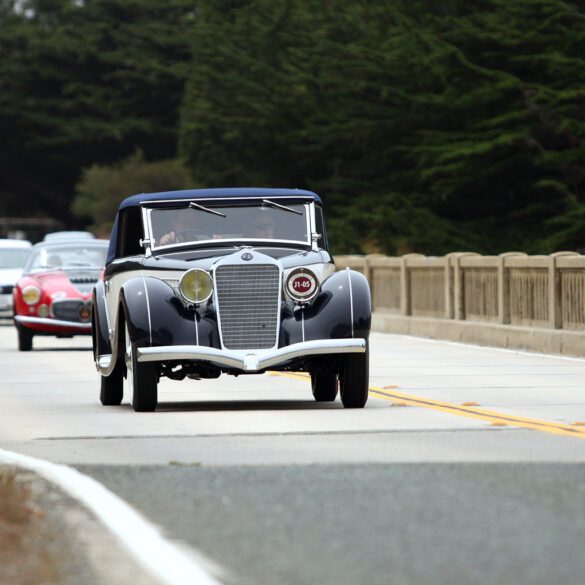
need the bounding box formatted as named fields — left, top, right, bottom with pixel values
left=13, top=238, right=108, bottom=350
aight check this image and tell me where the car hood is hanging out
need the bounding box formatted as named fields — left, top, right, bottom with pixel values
left=0, top=268, right=23, bottom=285
left=27, top=268, right=100, bottom=296
left=143, top=248, right=330, bottom=272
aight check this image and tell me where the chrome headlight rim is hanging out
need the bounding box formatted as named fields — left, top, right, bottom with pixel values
left=22, top=285, right=41, bottom=306
left=178, top=268, right=214, bottom=305
left=284, top=266, right=320, bottom=303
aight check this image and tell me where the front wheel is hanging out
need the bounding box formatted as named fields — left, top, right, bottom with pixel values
left=339, top=345, right=369, bottom=409
left=17, top=325, right=33, bottom=352
left=311, top=371, right=338, bottom=402
left=125, top=324, right=158, bottom=412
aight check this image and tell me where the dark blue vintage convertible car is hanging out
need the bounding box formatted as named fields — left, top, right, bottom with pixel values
left=93, top=188, right=371, bottom=411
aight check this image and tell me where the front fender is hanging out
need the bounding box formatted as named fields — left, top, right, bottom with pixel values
left=92, top=281, right=111, bottom=358
left=280, top=269, right=371, bottom=346
left=121, top=276, right=220, bottom=349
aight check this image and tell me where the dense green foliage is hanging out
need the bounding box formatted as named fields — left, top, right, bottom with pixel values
left=0, top=0, right=194, bottom=218
left=1, top=0, right=585, bottom=253
left=73, top=151, right=192, bottom=235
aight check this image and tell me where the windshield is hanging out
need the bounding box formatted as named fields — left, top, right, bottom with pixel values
left=149, top=202, right=310, bottom=249
left=0, top=248, right=30, bottom=269
left=25, top=243, right=108, bottom=272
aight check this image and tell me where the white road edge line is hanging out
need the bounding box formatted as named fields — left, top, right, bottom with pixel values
left=388, top=333, right=585, bottom=363
left=0, top=448, right=224, bottom=585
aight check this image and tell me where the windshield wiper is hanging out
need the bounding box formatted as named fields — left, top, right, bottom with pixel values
left=262, top=199, right=302, bottom=215
left=189, top=202, right=226, bottom=218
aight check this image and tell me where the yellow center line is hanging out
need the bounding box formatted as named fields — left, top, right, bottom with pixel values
left=270, top=372, right=585, bottom=440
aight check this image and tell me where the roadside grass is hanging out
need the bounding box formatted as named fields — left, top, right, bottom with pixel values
left=0, top=466, right=60, bottom=585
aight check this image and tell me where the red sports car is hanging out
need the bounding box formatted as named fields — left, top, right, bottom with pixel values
left=13, top=238, right=108, bottom=351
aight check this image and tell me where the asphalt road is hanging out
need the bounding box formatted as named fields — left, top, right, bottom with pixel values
left=2, top=321, right=585, bottom=584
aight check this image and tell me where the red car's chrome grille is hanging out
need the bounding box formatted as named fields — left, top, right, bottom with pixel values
left=52, top=299, right=92, bottom=323
left=215, top=264, right=280, bottom=350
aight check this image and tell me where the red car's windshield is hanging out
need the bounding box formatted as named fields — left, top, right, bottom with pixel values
left=25, top=243, right=108, bottom=272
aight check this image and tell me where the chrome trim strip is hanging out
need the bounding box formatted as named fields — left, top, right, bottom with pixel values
left=141, top=274, right=153, bottom=346
left=154, top=237, right=310, bottom=252
left=146, top=200, right=314, bottom=251
left=138, top=346, right=244, bottom=369
left=309, top=202, right=318, bottom=252
left=194, top=311, right=199, bottom=346
left=14, top=315, right=92, bottom=330
left=141, top=206, right=153, bottom=257
left=103, top=292, right=111, bottom=333
left=136, top=338, right=366, bottom=372
left=346, top=267, right=354, bottom=338
left=141, top=196, right=315, bottom=206
left=256, top=339, right=365, bottom=370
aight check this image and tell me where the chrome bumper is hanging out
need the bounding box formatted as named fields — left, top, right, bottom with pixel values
left=136, top=338, right=366, bottom=372
left=14, top=315, right=92, bottom=331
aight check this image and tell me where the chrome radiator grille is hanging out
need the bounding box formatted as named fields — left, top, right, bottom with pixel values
left=215, top=264, right=280, bottom=349
left=52, top=299, right=91, bottom=323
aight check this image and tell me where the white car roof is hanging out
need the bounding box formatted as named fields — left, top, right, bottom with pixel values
left=43, top=231, right=95, bottom=241
left=0, top=239, right=32, bottom=249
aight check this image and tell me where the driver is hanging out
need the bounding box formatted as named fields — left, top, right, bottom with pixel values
left=158, top=211, right=204, bottom=246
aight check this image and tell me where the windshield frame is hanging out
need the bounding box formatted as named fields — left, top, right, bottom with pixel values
left=142, top=197, right=317, bottom=254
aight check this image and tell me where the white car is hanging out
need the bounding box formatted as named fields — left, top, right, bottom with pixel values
left=0, top=239, right=32, bottom=317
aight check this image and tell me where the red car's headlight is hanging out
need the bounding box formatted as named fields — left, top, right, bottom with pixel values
left=22, top=285, right=41, bottom=305
left=285, top=267, right=319, bottom=303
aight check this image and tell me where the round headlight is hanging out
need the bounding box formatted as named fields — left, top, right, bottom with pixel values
left=285, top=267, right=319, bottom=303
left=22, top=285, right=41, bottom=305
left=179, top=269, right=213, bottom=305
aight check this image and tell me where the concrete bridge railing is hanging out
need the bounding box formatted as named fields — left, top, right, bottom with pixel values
left=334, top=252, right=585, bottom=356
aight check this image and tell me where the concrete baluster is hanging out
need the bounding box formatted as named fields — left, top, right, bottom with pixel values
left=446, top=253, right=478, bottom=321
left=399, top=254, right=424, bottom=316
left=497, top=253, right=526, bottom=325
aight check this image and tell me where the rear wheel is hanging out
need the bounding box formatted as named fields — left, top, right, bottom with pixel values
left=311, top=371, right=338, bottom=402
left=339, top=345, right=369, bottom=409
left=125, top=323, right=158, bottom=412
left=17, top=325, right=33, bottom=352
left=100, top=359, right=124, bottom=406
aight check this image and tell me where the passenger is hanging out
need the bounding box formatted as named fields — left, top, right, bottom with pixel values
left=251, top=215, right=275, bottom=239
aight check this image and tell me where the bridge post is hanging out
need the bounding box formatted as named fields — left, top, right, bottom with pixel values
left=548, top=252, right=580, bottom=329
